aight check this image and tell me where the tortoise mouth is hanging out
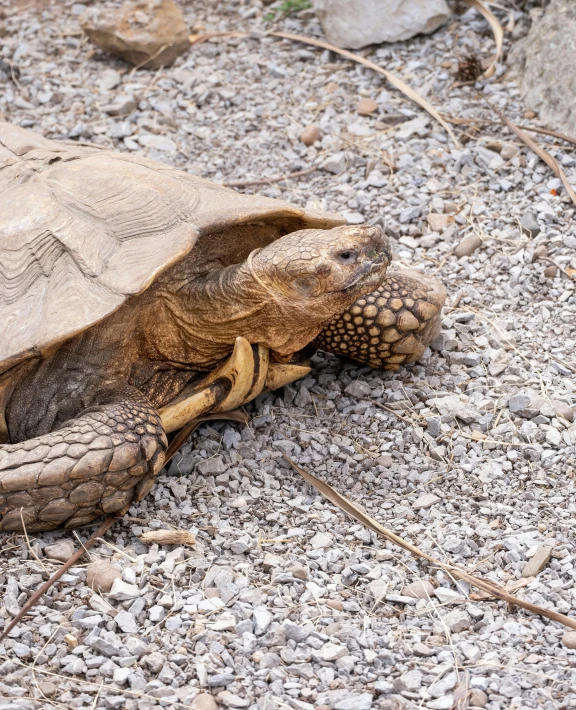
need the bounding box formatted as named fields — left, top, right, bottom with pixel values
left=335, top=258, right=389, bottom=294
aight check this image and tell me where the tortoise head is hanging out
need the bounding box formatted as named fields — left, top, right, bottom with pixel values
left=246, top=224, right=391, bottom=353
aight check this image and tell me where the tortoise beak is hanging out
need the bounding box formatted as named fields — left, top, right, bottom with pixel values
left=340, top=224, right=391, bottom=291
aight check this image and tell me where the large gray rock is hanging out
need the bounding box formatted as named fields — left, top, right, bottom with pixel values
left=512, top=0, right=576, bottom=135
left=313, top=0, right=451, bottom=49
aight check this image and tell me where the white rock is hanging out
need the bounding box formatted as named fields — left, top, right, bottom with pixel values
left=114, top=610, right=137, bottom=633
left=149, top=605, right=166, bottom=622
left=413, top=493, right=441, bottom=510
left=460, top=642, right=482, bottom=662
left=368, top=579, right=388, bottom=603
left=217, top=691, right=250, bottom=708
left=310, top=531, right=333, bottom=549
left=343, top=211, right=366, bottom=224
left=138, top=134, right=177, bottom=153
left=108, top=579, right=139, bottom=601
left=98, top=69, right=121, bottom=92
left=427, top=696, right=455, bottom=710
left=210, top=613, right=237, bottom=631
left=313, top=0, right=450, bottom=49
left=394, top=669, right=422, bottom=691
left=435, top=394, right=480, bottom=423
left=314, top=642, right=348, bottom=661
left=374, top=680, right=394, bottom=694
left=434, top=587, right=466, bottom=604
left=334, top=694, right=373, bottom=710
left=253, top=606, right=273, bottom=635
left=429, top=672, right=457, bottom=697
left=198, top=598, right=225, bottom=613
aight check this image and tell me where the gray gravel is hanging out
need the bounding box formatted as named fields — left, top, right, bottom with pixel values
left=1, top=0, right=576, bottom=709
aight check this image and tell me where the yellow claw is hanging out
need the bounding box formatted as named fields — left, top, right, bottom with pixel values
left=264, top=362, right=312, bottom=392
left=159, top=337, right=270, bottom=433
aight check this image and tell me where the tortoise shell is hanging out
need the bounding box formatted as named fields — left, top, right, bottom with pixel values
left=0, top=123, right=343, bottom=376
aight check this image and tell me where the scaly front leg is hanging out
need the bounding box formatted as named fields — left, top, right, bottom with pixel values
left=0, top=388, right=167, bottom=532
left=314, top=269, right=447, bottom=371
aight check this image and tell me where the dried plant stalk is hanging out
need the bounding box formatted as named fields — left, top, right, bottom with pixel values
left=461, top=0, right=504, bottom=78
left=189, top=30, right=459, bottom=145
left=140, top=530, right=196, bottom=545
left=285, top=456, right=576, bottom=630
left=488, top=102, right=576, bottom=207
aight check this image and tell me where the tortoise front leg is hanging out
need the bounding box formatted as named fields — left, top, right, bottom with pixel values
left=0, top=389, right=167, bottom=532
left=314, top=269, right=447, bottom=371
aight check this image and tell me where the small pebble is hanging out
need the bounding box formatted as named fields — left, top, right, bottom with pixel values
left=551, top=399, right=574, bottom=422
left=454, top=234, right=482, bottom=257
left=86, top=560, right=122, bottom=593
left=356, top=98, right=378, bottom=115
left=413, top=493, right=441, bottom=510
left=402, top=580, right=435, bottom=599
left=544, top=264, right=558, bottom=278
left=300, top=124, right=321, bottom=145
left=37, top=682, right=57, bottom=697
left=468, top=689, right=489, bottom=707
left=427, top=213, right=454, bottom=231
left=532, top=244, right=548, bottom=261
left=191, top=694, right=219, bottom=710
left=44, top=539, right=76, bottom=562
left=326, top=599, right=344, bottom=611
left=562, top=631, right=576, bottom=649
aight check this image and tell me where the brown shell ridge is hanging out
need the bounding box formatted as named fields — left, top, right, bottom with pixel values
left=0, top=122, right=344, bottom=377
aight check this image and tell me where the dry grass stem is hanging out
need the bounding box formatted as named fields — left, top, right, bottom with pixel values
left=487, top=102, right=576, bottom=206
left=188, top=31, right=459, bottom=145
left=223, top=165, right=318, bottom=187
left=285, top=456, right=576, bottom=631
left=443, top=114, right=576, bottom=147
left=462, top=0, right=504, bottom=78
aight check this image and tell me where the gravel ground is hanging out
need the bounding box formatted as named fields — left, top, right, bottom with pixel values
left=1, top=1, right=576, bottom=709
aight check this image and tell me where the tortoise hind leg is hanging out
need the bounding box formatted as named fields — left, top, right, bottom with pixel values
left=0, top=389, right=167, bottom=532
left=314, top=269, right=447, bottom=371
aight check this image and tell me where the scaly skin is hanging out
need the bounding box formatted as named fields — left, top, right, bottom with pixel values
left=314, top=270, right=446, bottom=371
left=0, top=224, right=445, bottom=531
left=0, top=392, right=166, bottom=531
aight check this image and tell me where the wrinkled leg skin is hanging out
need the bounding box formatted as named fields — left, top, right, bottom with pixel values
left=0, top=397, right=167, bottom=532
left=314, top=269, right=447, bottom=371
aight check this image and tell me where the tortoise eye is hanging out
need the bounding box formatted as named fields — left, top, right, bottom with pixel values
left=338, top=250, right=356, bottom=262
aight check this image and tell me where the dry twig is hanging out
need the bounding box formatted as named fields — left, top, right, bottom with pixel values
left=188, top=31, right=459, bottom=145
left=140, top=530, right=196, bottom=546
left=0, top=515, right=118, bottom=643
left=165, top=410, right=249, bottom=463
left=285, top=456, right=576, bottom=630
left=223, top=165, right=318, bottom=187
left=487, top=101, right=576, bottom=206
left=443, top=114, right=576, bottom=147
left=461, top=0, right=504, bottom=78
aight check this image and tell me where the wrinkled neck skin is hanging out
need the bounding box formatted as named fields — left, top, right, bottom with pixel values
left=155, top=260, right=328, bottom=370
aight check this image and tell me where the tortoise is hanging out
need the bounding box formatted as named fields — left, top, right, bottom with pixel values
left=0, top=123, right=446, bottom=532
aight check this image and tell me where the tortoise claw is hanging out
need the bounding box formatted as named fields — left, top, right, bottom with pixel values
left=264, top=363, right=312, bottom=392
left=159, top=337, right=270, bottom=433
